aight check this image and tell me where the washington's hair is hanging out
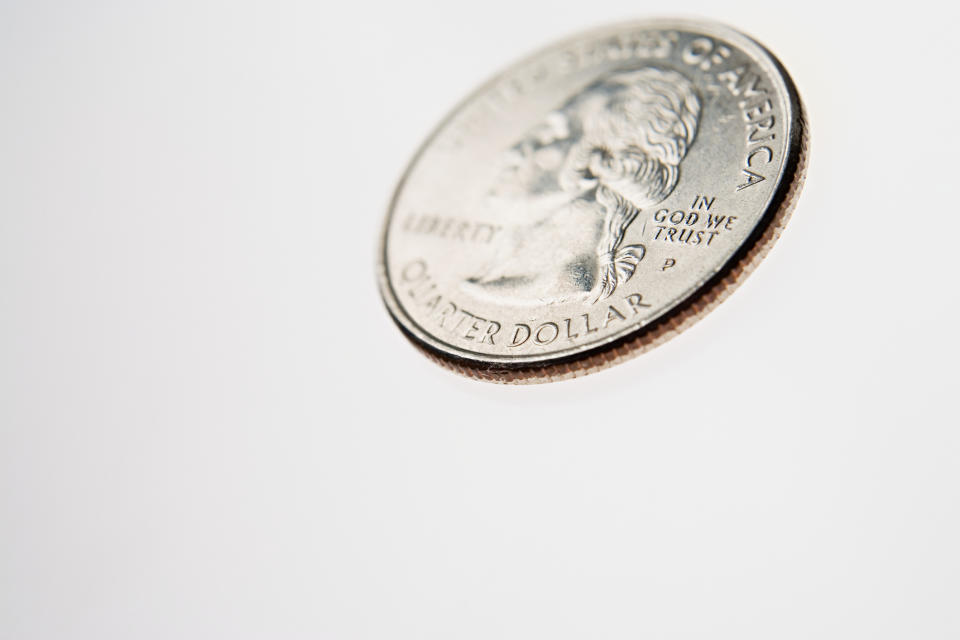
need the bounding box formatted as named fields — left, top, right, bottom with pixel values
left=559, top=67, right=700, bottom=300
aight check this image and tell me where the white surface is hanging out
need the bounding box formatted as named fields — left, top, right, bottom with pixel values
left=1, top=1, right=958, bottom=638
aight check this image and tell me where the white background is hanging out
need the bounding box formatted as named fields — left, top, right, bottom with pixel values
left=1, top=1, right=958, bottom=638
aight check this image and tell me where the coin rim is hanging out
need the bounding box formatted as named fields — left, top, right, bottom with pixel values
left=376, top=18, right=808, bottom=383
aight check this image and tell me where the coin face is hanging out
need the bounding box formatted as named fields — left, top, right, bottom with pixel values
left=378, top=19, right=807, bottom=383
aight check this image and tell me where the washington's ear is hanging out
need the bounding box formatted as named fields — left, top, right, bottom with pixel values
left=557, top=139, right=599, bottom=194
left=602, top=156, right=679, bottom=211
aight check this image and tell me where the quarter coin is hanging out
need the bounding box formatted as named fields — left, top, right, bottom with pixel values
left=377, top=19, right=808, bottom=383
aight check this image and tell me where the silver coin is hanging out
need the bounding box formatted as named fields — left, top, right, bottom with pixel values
left=377, top=19, right=808, bottom=383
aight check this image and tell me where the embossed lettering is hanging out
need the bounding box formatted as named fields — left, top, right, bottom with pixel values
left=737, top=169, right=766, bottom=191
left=743, top=98, right=773, bottom=123
left=480, top=321, right=501, bottom=345
left=437, top=302, right=457, bottom=328
left=582, top=313, right=598, bottom=334
left=604, top=305, right=626, bottom=327
left=422, top=294, right=442, bottom=311
left=625, top=293, right=652, bottom=314
left=401, top=259, right=427, bottom=282
left=717, top=66, right=767, bottom=98
left=681, top=37, right=730, bottom=71
left=713, top=64, right=780, bottom=192
left=403, top=215, right=501, bottom=244
left=464, top=317, right=483, bottom=341
left=509, top=324, right=531, bottom=347
left=705, top=214, right=726, bottom=229
left=692, top=195, right=715, bottom=210
left=534, top=322, right=559, bottom=345
left=747, top=146, right=773, bottom=167
left=450, top=309, right=471, bottom=332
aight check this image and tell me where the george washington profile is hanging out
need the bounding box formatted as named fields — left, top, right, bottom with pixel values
left=465, top=67, right=700, bottom=305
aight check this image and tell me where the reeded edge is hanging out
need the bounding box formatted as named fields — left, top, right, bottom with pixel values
left=377, top=19, right=809, bottom=383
